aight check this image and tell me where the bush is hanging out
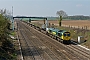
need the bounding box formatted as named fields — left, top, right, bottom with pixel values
left=0, top=14, right=16, bottom=60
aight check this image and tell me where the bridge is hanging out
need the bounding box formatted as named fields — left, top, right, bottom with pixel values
left=12, top=16, right=48, bottom=30
left=13, top=16, right=47, bottom=20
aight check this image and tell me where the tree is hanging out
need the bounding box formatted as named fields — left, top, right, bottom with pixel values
left=56, top=10, right=67, bottom=26
left=0, top=9, right=15, bottom=60
left=0, top=9, right=11, bottom=44
left=0, top=9, right=11, bottom=19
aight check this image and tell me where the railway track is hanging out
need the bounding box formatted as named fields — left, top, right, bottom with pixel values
left=25, top=30, right=60, bottom=60
left=24, top=23, right=84, bottom=60
left=22, top=22, right=73, bottom=60
left=17, top=21, right=61, bottom=60
left=18, top=24, right=34, bottom=60
left=22, top=22, right=62, bottom=60
left=66, top=44, right=90, bottom=59
left=25, top=21, right=90, bottom=60
left=18, top=22, right=44, bottom=60
left=17, top=20, right=90, bottom=60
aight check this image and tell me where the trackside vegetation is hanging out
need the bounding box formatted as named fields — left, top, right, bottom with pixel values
left=0, top=14, right=16, bottom=60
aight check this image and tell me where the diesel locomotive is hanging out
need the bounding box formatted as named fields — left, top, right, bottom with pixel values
left=46, top=28, right=71, bottom=44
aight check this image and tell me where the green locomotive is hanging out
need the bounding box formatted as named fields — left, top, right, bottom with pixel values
left=46, top=28, right=71, bottom=44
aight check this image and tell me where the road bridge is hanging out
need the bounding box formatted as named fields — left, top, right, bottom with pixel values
left=13, top=16, right=47, bottom=20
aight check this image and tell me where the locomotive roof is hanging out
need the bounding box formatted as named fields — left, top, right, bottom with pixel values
left=48, top=28, right=69, bottom=33
left=53, top=29, right=60, bottom=31
left=58, top=30, right=67, bottom=33
left=58, top=30, right=65, bottom=32
left=48, top=28, right=55, bottom=30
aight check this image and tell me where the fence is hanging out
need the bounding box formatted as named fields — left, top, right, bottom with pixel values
left=49, top=23, right=90, bottom=30
left=62, top=24, right=90, bottom=30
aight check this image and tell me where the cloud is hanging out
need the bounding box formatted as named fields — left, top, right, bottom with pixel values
left=76, top=4, right=83, bottom=7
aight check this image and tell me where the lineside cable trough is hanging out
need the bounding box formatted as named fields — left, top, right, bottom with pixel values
left=78, top=36, right=86, bottom=44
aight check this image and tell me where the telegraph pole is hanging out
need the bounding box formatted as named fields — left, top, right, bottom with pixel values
left=12, top=6, right=14, bottom=30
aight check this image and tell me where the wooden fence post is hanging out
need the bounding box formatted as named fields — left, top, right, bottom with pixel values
left=82, top=27, right=83, bottom=29
left=86, top=26, right=87, bottom=30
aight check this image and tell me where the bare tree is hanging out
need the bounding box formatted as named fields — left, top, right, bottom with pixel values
left=0, top=9, right=11, bottom=19
left=56, top=10, right=67, bottom=26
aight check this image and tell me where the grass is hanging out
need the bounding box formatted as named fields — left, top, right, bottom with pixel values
left=10, top=31, right=16, bottom=36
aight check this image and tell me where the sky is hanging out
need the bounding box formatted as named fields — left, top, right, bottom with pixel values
left=0, top=0, right=90, bottom=17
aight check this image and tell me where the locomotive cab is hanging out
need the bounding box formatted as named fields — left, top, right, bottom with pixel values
left=58, top=31, right=71, bottom=44
left=63, top=32, right=71, bottom=44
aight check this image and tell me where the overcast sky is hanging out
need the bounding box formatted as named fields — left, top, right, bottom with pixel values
left=0, top=0, right=90, bottom=17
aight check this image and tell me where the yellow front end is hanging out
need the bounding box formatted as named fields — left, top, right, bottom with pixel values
left=62, top=36, right=71, bottom=40
left=62, top=35, right=71, bottom=44
left=61, top=32, right=71, bottom=41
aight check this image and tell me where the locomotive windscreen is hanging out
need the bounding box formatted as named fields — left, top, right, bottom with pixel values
left=58, top=30, right=63, bottom=32
left=64, top=32, right=70, bottom=36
